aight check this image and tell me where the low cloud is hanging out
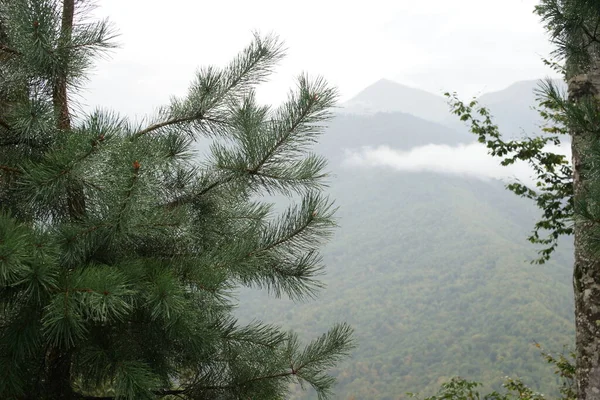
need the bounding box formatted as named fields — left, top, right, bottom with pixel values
left=343, top=142, right=571, bottom=186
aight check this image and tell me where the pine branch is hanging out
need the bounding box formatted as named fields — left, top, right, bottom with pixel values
left=211, top=76, right=336, bottom=197
left=249, top=97, right=316, bottom=174
left=67, top=18, right=118, bottom=56
left=260, top=213, right=315, bottom=253
left=135, top=34, right=283, bottom=137
left=164, top=174, right=235, bottom=209
left=187, top=371, right=296, bottom=394
left=250, top=170, right=327, bottom=182
left=66, top=224, right=108, bottom=243
left=261, top=193, right=334, bottom=254
left=581, top=21, right=600, bottom=47
left=77, top=393, right=182, bottom=400
left=0, top=43, right=20, bottom=56
left=247, top=166, right=328, bottom=195
left=236, top=370, right=298, bottom=385
left=192, top=325, right=353, bottom=397
left=24, top=132, right=105, bottom=206
left=217, top=162, right=326, bottom=192
left=76, top=388, right=187, bottom=399
left=114, top=161, right=141, bottom=231
left=134, top=115, right=226, bottom=137
left=0, top=137, right=48, bottom=148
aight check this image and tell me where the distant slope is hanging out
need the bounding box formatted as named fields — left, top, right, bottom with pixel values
left=238, top=170, right=574, bottom=399
left=235, top=110, right=575, bottom=399
left=441, top=80, right=546, bottom=136
left=475, top=79, right=566, bottom=138
left=318, top=111, right=472, bottom=164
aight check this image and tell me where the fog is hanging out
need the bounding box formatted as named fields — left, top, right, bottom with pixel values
left=343, top=141, right=571, bottom=186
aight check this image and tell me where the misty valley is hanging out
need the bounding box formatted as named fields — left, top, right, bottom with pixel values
left=236, top=79, right=574, bottom=399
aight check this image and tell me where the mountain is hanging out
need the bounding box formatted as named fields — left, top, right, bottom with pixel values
left=475, top=79, right=567, bottom=138
left=318, top=111, right=472, bottom=164
left=347, top=78, right=567, bottom=139
left=439, top=80, right=546, bottom=136
left=235, top=81, right=575, bottom=399
left=341, top=79, right=451, bottom=123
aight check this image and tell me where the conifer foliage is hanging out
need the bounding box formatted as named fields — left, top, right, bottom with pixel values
left=0, top=0, right=354, bottom=398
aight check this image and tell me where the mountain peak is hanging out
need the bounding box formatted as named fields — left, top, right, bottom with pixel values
left=342, top=78, right=449, bottom=123
left=352, top=78, right=442, bottom=100
left=369, top=78, right=407, bottom=87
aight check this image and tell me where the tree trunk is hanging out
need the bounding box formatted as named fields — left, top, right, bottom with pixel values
left=44, top=348, right=76, bottom=399
left=569, top=56, right=600, bottom=399
left=53, top=0, right=74, bottom=131
left=45, top=1, right=78, bottom=397
left=53, top=0, right=85, bottom=220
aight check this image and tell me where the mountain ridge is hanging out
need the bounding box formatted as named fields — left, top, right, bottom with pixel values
left=344, top=77, right=566, bottom=138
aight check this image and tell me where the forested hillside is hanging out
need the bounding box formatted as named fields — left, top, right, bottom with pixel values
left=235, top=80, right=575, bottom=399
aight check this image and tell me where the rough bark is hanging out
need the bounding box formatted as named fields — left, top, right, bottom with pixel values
left=53, top=0, right=74, bottom=131
left=569, top=56, right=600, bottom=400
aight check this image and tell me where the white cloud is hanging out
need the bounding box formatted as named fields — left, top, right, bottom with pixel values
left=342, top=142, right=571, bottom=186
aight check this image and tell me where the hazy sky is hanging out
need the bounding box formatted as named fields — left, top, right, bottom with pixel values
left=84, top=0, right=559, bottom=118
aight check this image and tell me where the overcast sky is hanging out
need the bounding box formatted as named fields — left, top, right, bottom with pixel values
left=84, top=0, right=559, bottom=118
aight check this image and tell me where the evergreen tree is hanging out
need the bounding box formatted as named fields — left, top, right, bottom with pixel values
left=0, top=0, right=354, bottom=398
left=446, top=1, right=600, bottom=398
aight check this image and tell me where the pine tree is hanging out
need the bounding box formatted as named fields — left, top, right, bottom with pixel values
left=446, top=1, right=600, bottom=398
left=0, top=1, right=354, bottom=398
